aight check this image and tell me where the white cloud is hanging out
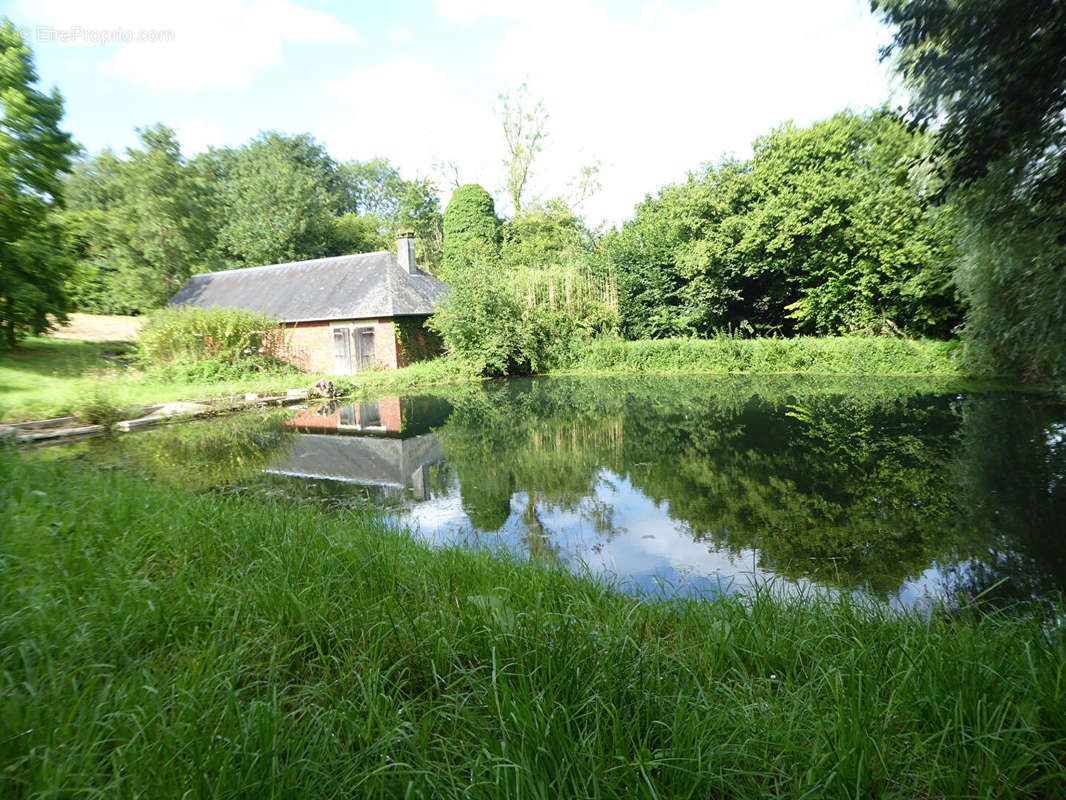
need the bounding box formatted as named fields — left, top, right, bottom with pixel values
left=18, top=0, right=359, bottom=93
left=175, top=119, right=230, bottom=155
left=434, top=0, right=596, bottom=24
left=435, top=0, right=897, bottom=224
left=387, top=26, right=412, bottom=43
left=324, top=58, right=501, bottom=191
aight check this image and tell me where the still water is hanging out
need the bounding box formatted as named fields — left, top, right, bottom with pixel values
left=41, top=376, right=1066, bottom=609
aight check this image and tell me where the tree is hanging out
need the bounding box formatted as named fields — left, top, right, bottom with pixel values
left=215, top=132, right=341, bottom=267
left=606, top=111, right=960, bottom=339
left=729, top=111, right=959, bottom=336
left=0, top=20, right=77, bottom=345
left=62, top=125, right=221, bottom=313
left=335, top=158, right=443, bottom=269
left=874, top=0, right=1066, bottom=378
left=329, top=212, right=387, bottom=256
left=500, top=199, right=590, bottom=270
left=441, top=183, right=500, bottom=280
left=498, top=83, right=548, bottom=215
left=874, top=0, right=1066, bottom=192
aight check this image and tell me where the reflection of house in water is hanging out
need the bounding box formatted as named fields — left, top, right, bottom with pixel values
left=267, top=396, right=452, bottom=499
left=287, top=398, right=404, bottom=434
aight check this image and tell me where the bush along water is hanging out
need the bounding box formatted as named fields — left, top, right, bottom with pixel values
left=429, top=258, right=620, bottom=377
left=571, top=333, right=966, bottom=376
left=136, top=306, right=301, bottom=380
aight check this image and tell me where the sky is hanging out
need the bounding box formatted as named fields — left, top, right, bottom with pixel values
left=3, top=0, right=900, bottom=226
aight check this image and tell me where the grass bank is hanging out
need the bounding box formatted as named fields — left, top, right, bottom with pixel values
left=2, top=453, right=1064, bottom=798
left=0, top=337, right=476, bottom=421
left=565, top=335, right=966, bottom=376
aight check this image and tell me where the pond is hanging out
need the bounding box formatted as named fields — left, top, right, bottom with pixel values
left=37, top=375, right=1066, bottom=610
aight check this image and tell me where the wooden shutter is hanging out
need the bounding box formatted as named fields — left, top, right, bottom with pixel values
left=355, top=327, right=376, bottom=371
left=333, top=328, right=351, bottom=374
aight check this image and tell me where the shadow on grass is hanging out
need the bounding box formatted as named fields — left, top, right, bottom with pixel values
left=0, top=337, right=135, bottom=379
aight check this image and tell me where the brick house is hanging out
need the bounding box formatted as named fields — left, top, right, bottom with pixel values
left=168, top=234, right=447, bottom=374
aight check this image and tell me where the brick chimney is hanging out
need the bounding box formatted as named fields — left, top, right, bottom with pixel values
left=397, top=232, right=416, bottom=273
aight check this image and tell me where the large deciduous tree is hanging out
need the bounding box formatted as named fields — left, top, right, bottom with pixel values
left=874, top=0, right=1066, bottom=379
left=215, top=132, right=341, bottom=267
left=63, top=125, right=221, bottom=313
left=0, top=20, right=77, bottom=346
left=607, top=110, right=959, bottom=339
left=335, top=158, right=443, bottom=270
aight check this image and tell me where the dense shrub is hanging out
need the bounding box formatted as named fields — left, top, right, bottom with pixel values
left=137, top=306, right=295, bottom=378
left=430, top=262, right=619, bottom=377
left=441, top=184, right=501, bottom=280
left=428, top=271, right=563, bottom=376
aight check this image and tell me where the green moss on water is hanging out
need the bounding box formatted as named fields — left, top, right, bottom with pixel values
left=2, top=452, right=1064, bottom=798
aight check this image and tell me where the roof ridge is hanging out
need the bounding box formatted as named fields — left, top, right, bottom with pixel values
left=191, top=249, right=391, bottom=279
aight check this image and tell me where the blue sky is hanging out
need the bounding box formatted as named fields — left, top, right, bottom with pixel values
left=3, top=0, right=899, bottom=225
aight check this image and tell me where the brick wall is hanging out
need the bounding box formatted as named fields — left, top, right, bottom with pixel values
left=266, top=318, right=401, bottom=374
left=379, top=397, right=402, bottom=431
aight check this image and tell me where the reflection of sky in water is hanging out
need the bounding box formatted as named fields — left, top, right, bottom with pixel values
left=394, top=467, right=953, bottom=608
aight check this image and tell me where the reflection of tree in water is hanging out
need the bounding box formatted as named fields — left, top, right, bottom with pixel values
left=943, top=394, right=1066, bottom=608
left=77, top=411, right=294, bottom=492
left=431, top=376, right=1066, bottom=599
left=440, top=380, right=625, bottom=533
left=577, top=493, right=620, bottom=541
left=520, top=495, right=558, bottom=562
left=628, top=393, right=965, bottom=594
left=460, top=468, right=514, bottom=532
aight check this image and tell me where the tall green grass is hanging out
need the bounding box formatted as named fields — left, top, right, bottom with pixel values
left=569, top=335, right=966, bottom=376
left=2, top=452, right=1063, bottom=798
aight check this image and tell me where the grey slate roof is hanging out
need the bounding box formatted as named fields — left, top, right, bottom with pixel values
left=168, top=251, right=448, bottom=323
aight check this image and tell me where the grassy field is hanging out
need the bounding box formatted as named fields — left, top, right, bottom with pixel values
left=2, top=452, right=1064, bottom=798
left=46, top=312, right=143, bottom=341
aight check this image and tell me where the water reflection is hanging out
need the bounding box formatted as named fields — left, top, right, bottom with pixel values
left=45, top=378, right=1066, bottom=608
left=268, top=432, right=442, bottom=497
left=271, top=397, right=452, bottom=497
